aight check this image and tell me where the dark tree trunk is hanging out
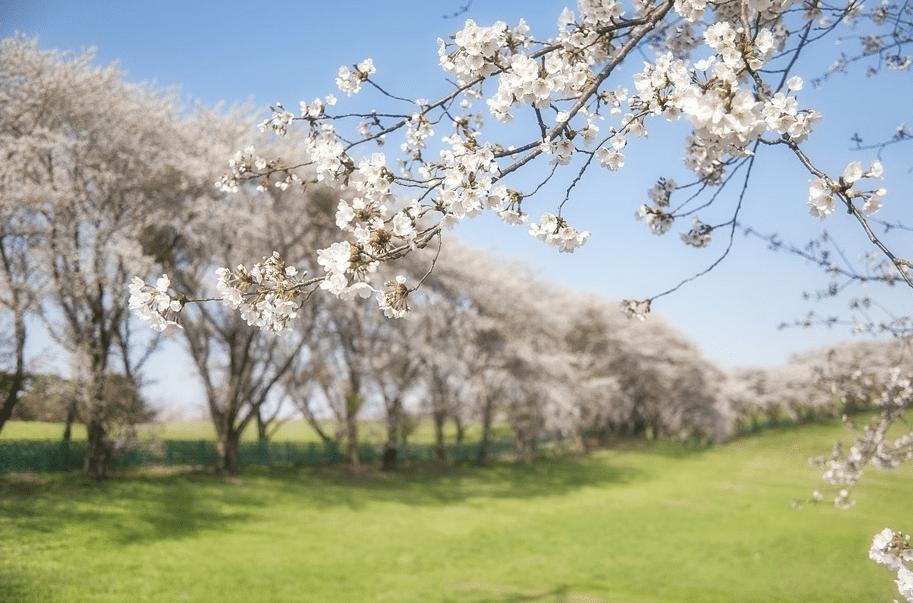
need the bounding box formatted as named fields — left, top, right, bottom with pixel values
left=477, top=395, right=494, bottom=465
left=432, top=409, right=446, bottom=463
left=577, top=430, right=591, bottom=454
left=381, top=398, right=401, bottom=471
left=0, top=379, right=22, bottom=436
left=512, top=426, right=528, bottom=461
left=512, top=422, right=538, bottom=462
left=0, top=312, right=26, bottom=436
left=83, top=416, right=110, bottom=480
left=650, top=418, right=662, bottom=440
left=454, top=414, right=465, bottom=444
left=344, top=391, right=360, bottom=468
left=217, top=428, right=241, bottom=475
left=83, top=370, right=110, bottom=480
left=380, top=443, right=397, bottom=471
left=62, top=399, right=78, bottom=443
left=255, top=408, right=269, bottom=443
left=526, top=430, right=540, bottom=460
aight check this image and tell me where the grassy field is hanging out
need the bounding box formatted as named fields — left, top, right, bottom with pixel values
left=1, top=420, right=910, bottom=602
left=0, top=419, right=507, bottom=445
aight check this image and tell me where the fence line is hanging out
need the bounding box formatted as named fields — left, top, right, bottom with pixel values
left=0, top=437, right=522, bottom=474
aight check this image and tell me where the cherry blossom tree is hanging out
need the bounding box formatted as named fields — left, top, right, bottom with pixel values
left=367, top=316, right=425, bottom=470
left=308, top=300, right=384, bottom=468
left=1, top=36, right=213, bottom=478
left=155, top=166, right=330, bottom=473
left=417, top=308, right=470, bottom=462
left=0, top=38, right=50, bottom=434
left=0, top=204, right=36, bottom=435
left=723, top=364, right=817, bottom=432
left=563, top=293, right=727, bottom=442
left=418, top=245, right=564, bottom=463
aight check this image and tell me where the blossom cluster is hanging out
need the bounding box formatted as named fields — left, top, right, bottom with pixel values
left=316, top=240, right=375, bottom=299
left=215, top=145, right=300, bottom=193
left=632, top=21, right=817, bottom=185
left=434, top=133, right=502, bottom=223
left=621, top=298, right=651, bottom=320
left=336, top=58, right=376, bottom=96
left=215, top=252, right=306, bottom=334
left=402, top=105, right=435, bottom=156
left=128, top=274, right=183, bottom=333
left=216, top=146, right=267, bottom=193
left=680, top=217, right=712, bottom=248
left=870, top=528, right=913, bottom=602
left=807, top=160, right=885, bottom=218
left=636, top=178, right=676, bottom=235
left=259, top=102, right=294, bottom=137
left=528, top=213, right=590, bottom=252
left=376, top=275, right=410, bottom=318
left=437, top=19, right=530, bottom=85
left=673, top=0, right=708, bottom=22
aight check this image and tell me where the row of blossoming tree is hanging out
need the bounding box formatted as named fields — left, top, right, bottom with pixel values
left=2, top=32, right=888, bottom=476
left=0, top=35, right=739, bottom=478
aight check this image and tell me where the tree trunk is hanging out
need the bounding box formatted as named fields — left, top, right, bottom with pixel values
left=217, top=428, right=241, bottom=475
left=0, top=312, right=26, bottom=436
left=576, top=429, right=590, bottom=454
left=83, top=415, right=110, bottom=480
left=650, top=416, right=662, bottom=440
left=82, top=370, right=109, bottom=480
left=477, top=395, right=494, bottom=465
left=380, top=444, right=397, bottom=471
left=527, top=430, right=540, bottom=459
left=255, top=408, right=269, bottom=443
left=432, top=409, right=446, bottom=463
left=62, top=399, right=78, bottom=443
left=454, top=414, right=465, bottom=444
left=0, top=379, right=22, bottom=436
left=381, top=398, right=401, bottom=471
left=344, top=391, right=360, bottom=468
left=513, top=427, right=526, bottom=460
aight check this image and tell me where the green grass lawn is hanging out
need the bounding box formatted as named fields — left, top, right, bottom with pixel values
left=1, top=420, right=909, bottom=602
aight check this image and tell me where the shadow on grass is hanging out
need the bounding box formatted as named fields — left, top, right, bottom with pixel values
left=597, top=437, right=714, bottom=460
left=730, top=417, right=843, bottom=441
left=450, top=580, right=611, bottom=602
left=0, top=469, right=259, bottom=546
left=266, top=450, right=650, bottom=511
left=0, top=453, right=643, bottom=546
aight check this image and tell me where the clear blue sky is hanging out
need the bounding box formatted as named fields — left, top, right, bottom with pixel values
left=4, top=0, right=911, bottom=415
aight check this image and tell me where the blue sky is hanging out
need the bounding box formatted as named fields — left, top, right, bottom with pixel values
left=4, top=1, right=911, bottom=415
